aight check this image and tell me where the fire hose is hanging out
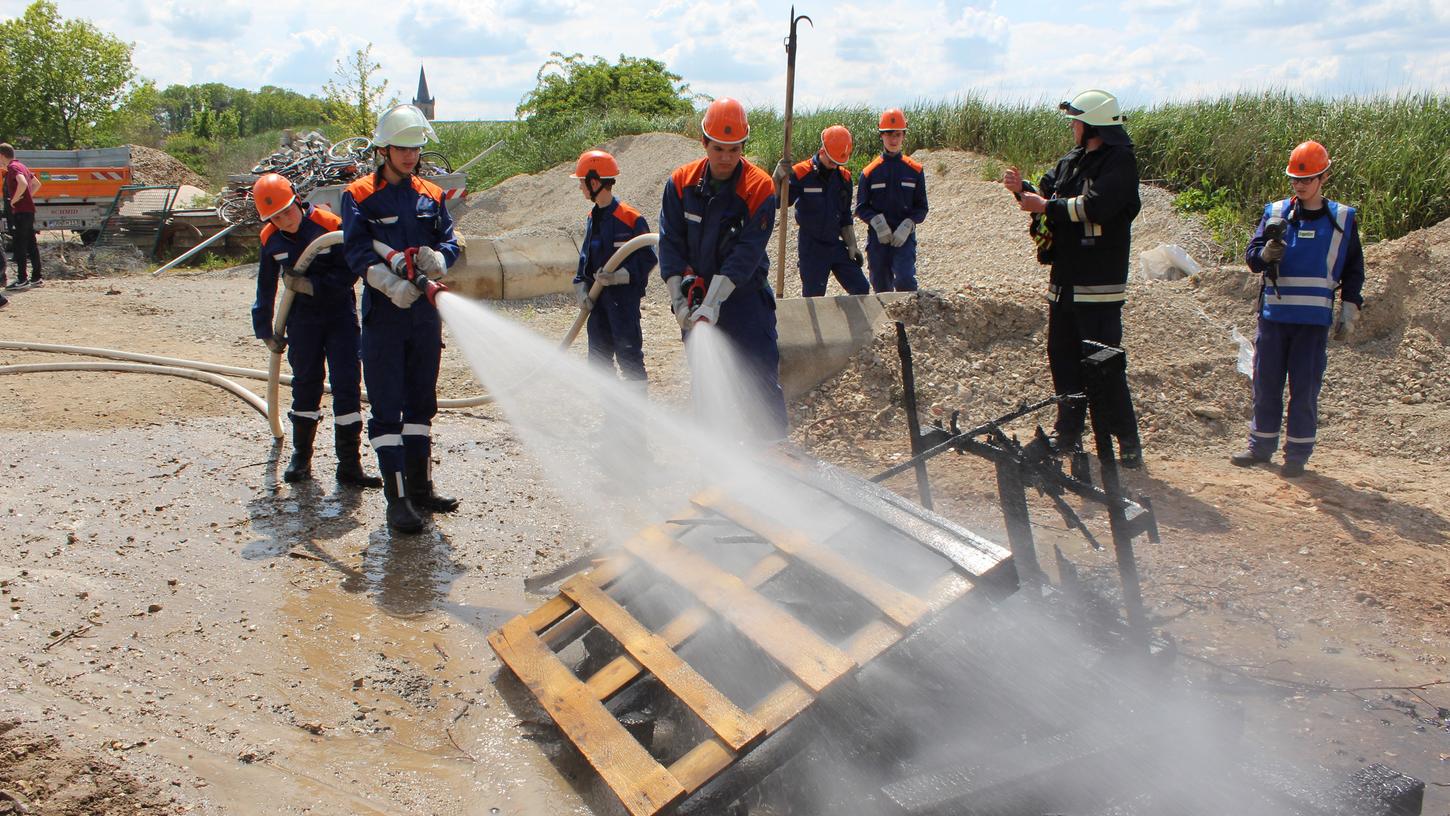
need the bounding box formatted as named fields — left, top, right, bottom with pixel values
left=266, top=230, right=345, bottom=437
left=0, top=234, right=662, bottom=433
left=559, top=233, right=661, bottom=349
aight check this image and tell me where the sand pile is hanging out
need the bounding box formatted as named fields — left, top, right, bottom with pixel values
left=455, top=133, right=704, bottom=239
left=129, top=145, right=208, bottom=190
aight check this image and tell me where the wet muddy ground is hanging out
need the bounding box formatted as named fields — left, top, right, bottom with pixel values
left=1, top=274, right=1447, bottom=814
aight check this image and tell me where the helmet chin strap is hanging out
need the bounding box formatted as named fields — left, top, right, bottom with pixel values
left=585, top=171, right=606, bottom=203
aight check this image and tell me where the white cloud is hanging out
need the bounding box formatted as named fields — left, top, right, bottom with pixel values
left=2, top=0, right=1446, bottom=120
left=159, top=0, right=250, bottom=41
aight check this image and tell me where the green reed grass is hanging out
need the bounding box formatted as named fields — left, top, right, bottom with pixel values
left=435, top=91, right=1450, bottom=248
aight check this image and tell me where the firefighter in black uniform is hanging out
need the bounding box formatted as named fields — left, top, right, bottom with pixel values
left=1003, top=89, right=1143, bottom=468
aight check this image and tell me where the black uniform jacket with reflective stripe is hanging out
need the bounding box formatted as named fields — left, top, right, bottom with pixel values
left=1037, top=144, right=1140, bottom=292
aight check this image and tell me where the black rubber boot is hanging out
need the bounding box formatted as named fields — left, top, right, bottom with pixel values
left=1118, top=435, right=1144, bottom=469
left=383, top=470, right=424, bottom=533
left=406, top=455, right=459, bottom=513
left=334, top=424, right=382, bottom=488
left=283, top=418, right=317, bottom=482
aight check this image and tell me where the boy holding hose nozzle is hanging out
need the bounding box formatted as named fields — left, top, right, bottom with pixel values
left=658, top=97, right=787, bottom=441
left=1232, top=140, right=1364, bottom=478
left=251, top=173, right=380, bottom=488
left=341, top=104, right=459, bottom=534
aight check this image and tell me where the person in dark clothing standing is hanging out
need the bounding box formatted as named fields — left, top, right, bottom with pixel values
left=251, top=172, right=380, bottom=489
left=773, top=125, right=870, bottom=297
left=571, top=149, right=657, bottom=389
left=342, top=104, right=459, bottom=534
left=1002, top=89, right=1144, bottom=468
left=1, top=144, right=41, bottom=289
left=856, top=109, right=928, bottom=293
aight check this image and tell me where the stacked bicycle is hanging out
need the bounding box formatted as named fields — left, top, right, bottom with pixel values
left=217, top=132, right=453, bottom=227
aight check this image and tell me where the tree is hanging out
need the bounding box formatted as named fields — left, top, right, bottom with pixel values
left=323, top=45, right=397, bottom=137
left=0, top=1, right=134, bottom=148
left=517, top=53, right=694, bottom=120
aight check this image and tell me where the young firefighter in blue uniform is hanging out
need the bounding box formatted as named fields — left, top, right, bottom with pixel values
left=341, top=104, right=459, bottom=533
left=1232, top=140, right=1364, bottom=478
left=571, top=149, right=657, bottom=390
left=856, top=109, right=928, bottom=293
left=772, top=125, right=870, bottom=297
left=658, top=97, right=787, bottom=440
left=251, top=173, right=380, bottom=488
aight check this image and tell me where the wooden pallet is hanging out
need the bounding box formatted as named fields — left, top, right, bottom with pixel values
left=489, top=476, right=1012, bottom=816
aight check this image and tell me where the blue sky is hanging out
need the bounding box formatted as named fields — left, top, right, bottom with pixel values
left=7, top=0, right=1449, bottom=120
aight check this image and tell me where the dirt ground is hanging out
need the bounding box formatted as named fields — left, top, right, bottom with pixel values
left=0, top=141, right=1447, bottom=814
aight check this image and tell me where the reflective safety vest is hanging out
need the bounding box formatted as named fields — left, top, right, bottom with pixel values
left=1260, top=198, right=1354, bottom=326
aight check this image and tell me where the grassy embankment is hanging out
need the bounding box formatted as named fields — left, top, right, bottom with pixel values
left=430, top=93, right=1449, bottom=256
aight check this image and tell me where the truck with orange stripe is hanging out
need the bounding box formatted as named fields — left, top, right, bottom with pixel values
left=17, top=147, right=132, bottom=242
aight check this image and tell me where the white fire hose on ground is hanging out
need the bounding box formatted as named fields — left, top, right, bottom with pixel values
left=0, top=233, right=662, bottom=432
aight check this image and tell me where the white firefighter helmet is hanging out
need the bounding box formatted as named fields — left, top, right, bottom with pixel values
left=372, top=104, right=438, bottom=148
left=1059, top=90, right=1124, bottom=127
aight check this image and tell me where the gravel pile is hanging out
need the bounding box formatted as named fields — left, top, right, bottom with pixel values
left=129, top=144, right=208, bottom=190
left=789, top=151, right=1450, bottom=465
left=455, top=132, right=704, bottom=239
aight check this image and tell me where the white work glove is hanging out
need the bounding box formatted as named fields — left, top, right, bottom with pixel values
left=1333, top=301, right=1360, bottom=341
left=596, top=267, right=630, bottom=286
left=1261, top=239, right=1286, bottom=264
left=414, top=245, right=446, bottom=277
left=869, top=213, right=892, bottom=244
left=772, top=159, right=791, bottom=187
left=574, top=281, right=593, bottom=311
left=690, top=275, right=736, bottom=327
left=840, top=224, right=863, bottom=265
left=263, top=335, right=286, bottom=355
left=366, top=263, right=421, bottom=309
left=666, top=276, right=691, bottom=330
left=281, top=270, right=314, bottom=296
left=890, top=218, right=915, bottom=247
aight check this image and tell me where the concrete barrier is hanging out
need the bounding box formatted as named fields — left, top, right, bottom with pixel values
left=443, top=231, right=580, bottom=300
left=777, top=292, right=913, bottom=399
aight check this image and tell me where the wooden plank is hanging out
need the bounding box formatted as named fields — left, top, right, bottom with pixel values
left=584, top=554, right=791, bottom=702
left=695, top=488, right=931, bottom=628
left=534, top=554, right=635, bottom=648
left=489, top=618, right=685, bottom=816
left=623, top=527, right=854, bottom=693
left=667, top=574, right=976, bottom=793
left=563, top=578, right=765, bottom=752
